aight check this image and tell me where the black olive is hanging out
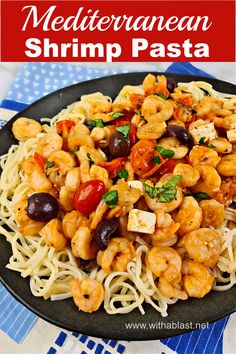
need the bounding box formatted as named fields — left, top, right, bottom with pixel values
left=167, top=125, right=194, bottom=148
left=108, top=131, right=130, bottom=158
left=95, top=219, right=119, bottom=250
left=27, top=193, right=59, bottom=222
left=167, top=77, right=177, bottom=93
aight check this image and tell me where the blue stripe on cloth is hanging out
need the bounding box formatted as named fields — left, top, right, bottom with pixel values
left=0, top=283, right=37, bottom=343
left=0, top=99, right=28, bottom=111
left=166, top=62, right=215, bottom=78
left=161, top=317, right=229, bottom=354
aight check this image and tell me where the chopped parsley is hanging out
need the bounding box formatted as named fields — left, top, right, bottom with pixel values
left=152, top=156, right=161, bottom=165
left=45, top=160, right=54, bottom=176
left=117, top=170, right=129, bottom=180
left=102, top=190, right=118, bottom=209
left=116, top=124, right=130, bottom=139
left=156, top=146, right=175, bottom=159
left=192, top=192, right=209, bottom=200
left=198, top=137, right=206, bottom=145
left=156, top=93, right=168, bottom=100
left=73, top=148, right=79, bottom=156
left=112, top=112, right=124, bottom=118
left=208, top=144, right=216, bottom=149
left=86, top=119, right=104, bottom=128
left=144, top=175, right=182, bottom=203
left=87, top=153, right=94, bottom=167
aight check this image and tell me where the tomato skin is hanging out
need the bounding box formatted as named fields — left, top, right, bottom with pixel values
left=56, top=120, right=75, bottom=151
left=73, top=180, right=106, bottom=215
left=34, top=152, right=46, bottom=170
left=99, top=157, right=127, bottom=178
left=154, top=159, right=177, bottom=178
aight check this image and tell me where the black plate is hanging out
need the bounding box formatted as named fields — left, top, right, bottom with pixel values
left=0, top=72, right=236, bottom=341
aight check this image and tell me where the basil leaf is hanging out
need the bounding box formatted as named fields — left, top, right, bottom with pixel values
left=153, top=156, right=161, bottom=165
left=193, top=192, right=209, bottom=200
left=144, top=175, right=182, bottom=202
left=198, top=137, right=206, bottom=145
left=112, top=112, right=124, bottom=118
left=102, top=190, right=118, bottom=209
left=45, top=160, right=54, bottom=176
left=156, top=146, right=175, bottom=159
left=87, top=153, right=94, bottom=167
left=156, top=93, right=168, bottom=100
left=116, top=124, right=131, bottom=139
left=208, top=144, right=216, bottom=149
left=144, top=183, right=159, bottom=199
left=117, top=170, right=128, bottom=180
left=87, top=119, right=104, bottom=128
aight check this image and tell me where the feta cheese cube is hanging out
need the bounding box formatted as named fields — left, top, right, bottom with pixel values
left=127, top=180, right=144, bottom=194
left=127, top=209, right=156, bottom=234
left=189, top=123, right=217, bottom=144
left=227, top=129, right=236, bottom=142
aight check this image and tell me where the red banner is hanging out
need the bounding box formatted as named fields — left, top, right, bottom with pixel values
left=1, top=0, right=235, bottom=61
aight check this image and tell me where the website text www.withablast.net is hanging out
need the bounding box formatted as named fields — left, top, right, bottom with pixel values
left=125, top=320, right=209, bottom=331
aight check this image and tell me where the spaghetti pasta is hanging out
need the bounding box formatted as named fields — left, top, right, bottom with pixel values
left=0, top=75, right=236, bottom=316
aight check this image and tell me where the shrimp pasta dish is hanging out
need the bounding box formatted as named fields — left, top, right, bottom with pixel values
left=0, top=74, right=236, bottom=317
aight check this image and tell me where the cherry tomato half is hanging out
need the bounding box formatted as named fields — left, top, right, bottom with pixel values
left=99, top=157, right=127, bottom=178
left=56, top=120, right=75, bottom=151
left=154, top=159, right=177, bottom=178
left=73, top=179, right=106, bottom=215
left=130, top=139, right=165, bottom=178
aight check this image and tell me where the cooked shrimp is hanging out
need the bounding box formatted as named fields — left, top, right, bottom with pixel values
left=62, top=210, right=90, bottom=239
left=110, top=180, right=142, bottom=206
left=147, top=246, right=182, bottom=282
left=20, top=157, right=37, bottom=176
left=71, top=226, right=98, bottom=260
left=68, top=123, right=94, bottom=151
left=158, top=275, right=188, bottom=300
left=173, top=197, right=202, bottom=236
left=142, top=73, right=156, bottom=95
left=217, top=154, right=236, bottom=176
left=64, top=167, right=80, bottom=192
left=189, top=146, right=221, bottom=167
left=214, top=177, right=236, bottom=207
left=39, top=219, right=67, bottom=251
left=200, top=199, right=225, bottom=228
left=152, top=234, right=178, bottom=247
left=192, top=165, right=221, bottom=197
left=209, top=138, right=232, bottom=154
left=12, top=117, right=42, bottom=141
left=173, top=163, right=200, bottom=187
left=137, top=121, right=166, bottom=140
left=29, top=169, right=52, bottom=192
left=183, top=228, right=221, bottom=267
left=76, top=145, right=105, bottom=165
left=141, top=95, right=173, bottom=123
left=157, top=137, right=188, bottom=159
left=47, top=151, right=76, bottom=187
left=37, top=133, right=63, bottom=159
left=152, top=211, right=180, bottom=242
left=194, top=96, right=223, bottom=117
left=71, top=278, right=104, bottom=313
left=182, top=260, right=214, bottom=298
left=90, top=165, right=111, bottom=189
left=144, top=174, right=183, bottom=213
left=100, top=237, right=135, bottom=273
left=14, top=199, right=45, bottom=236
left=59, top=186, right=74, bottom=212
left=79, top=160, right=91, bottom=183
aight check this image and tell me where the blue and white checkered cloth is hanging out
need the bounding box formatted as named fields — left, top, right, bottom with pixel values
left=0, top=62, right=231, bottom=354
